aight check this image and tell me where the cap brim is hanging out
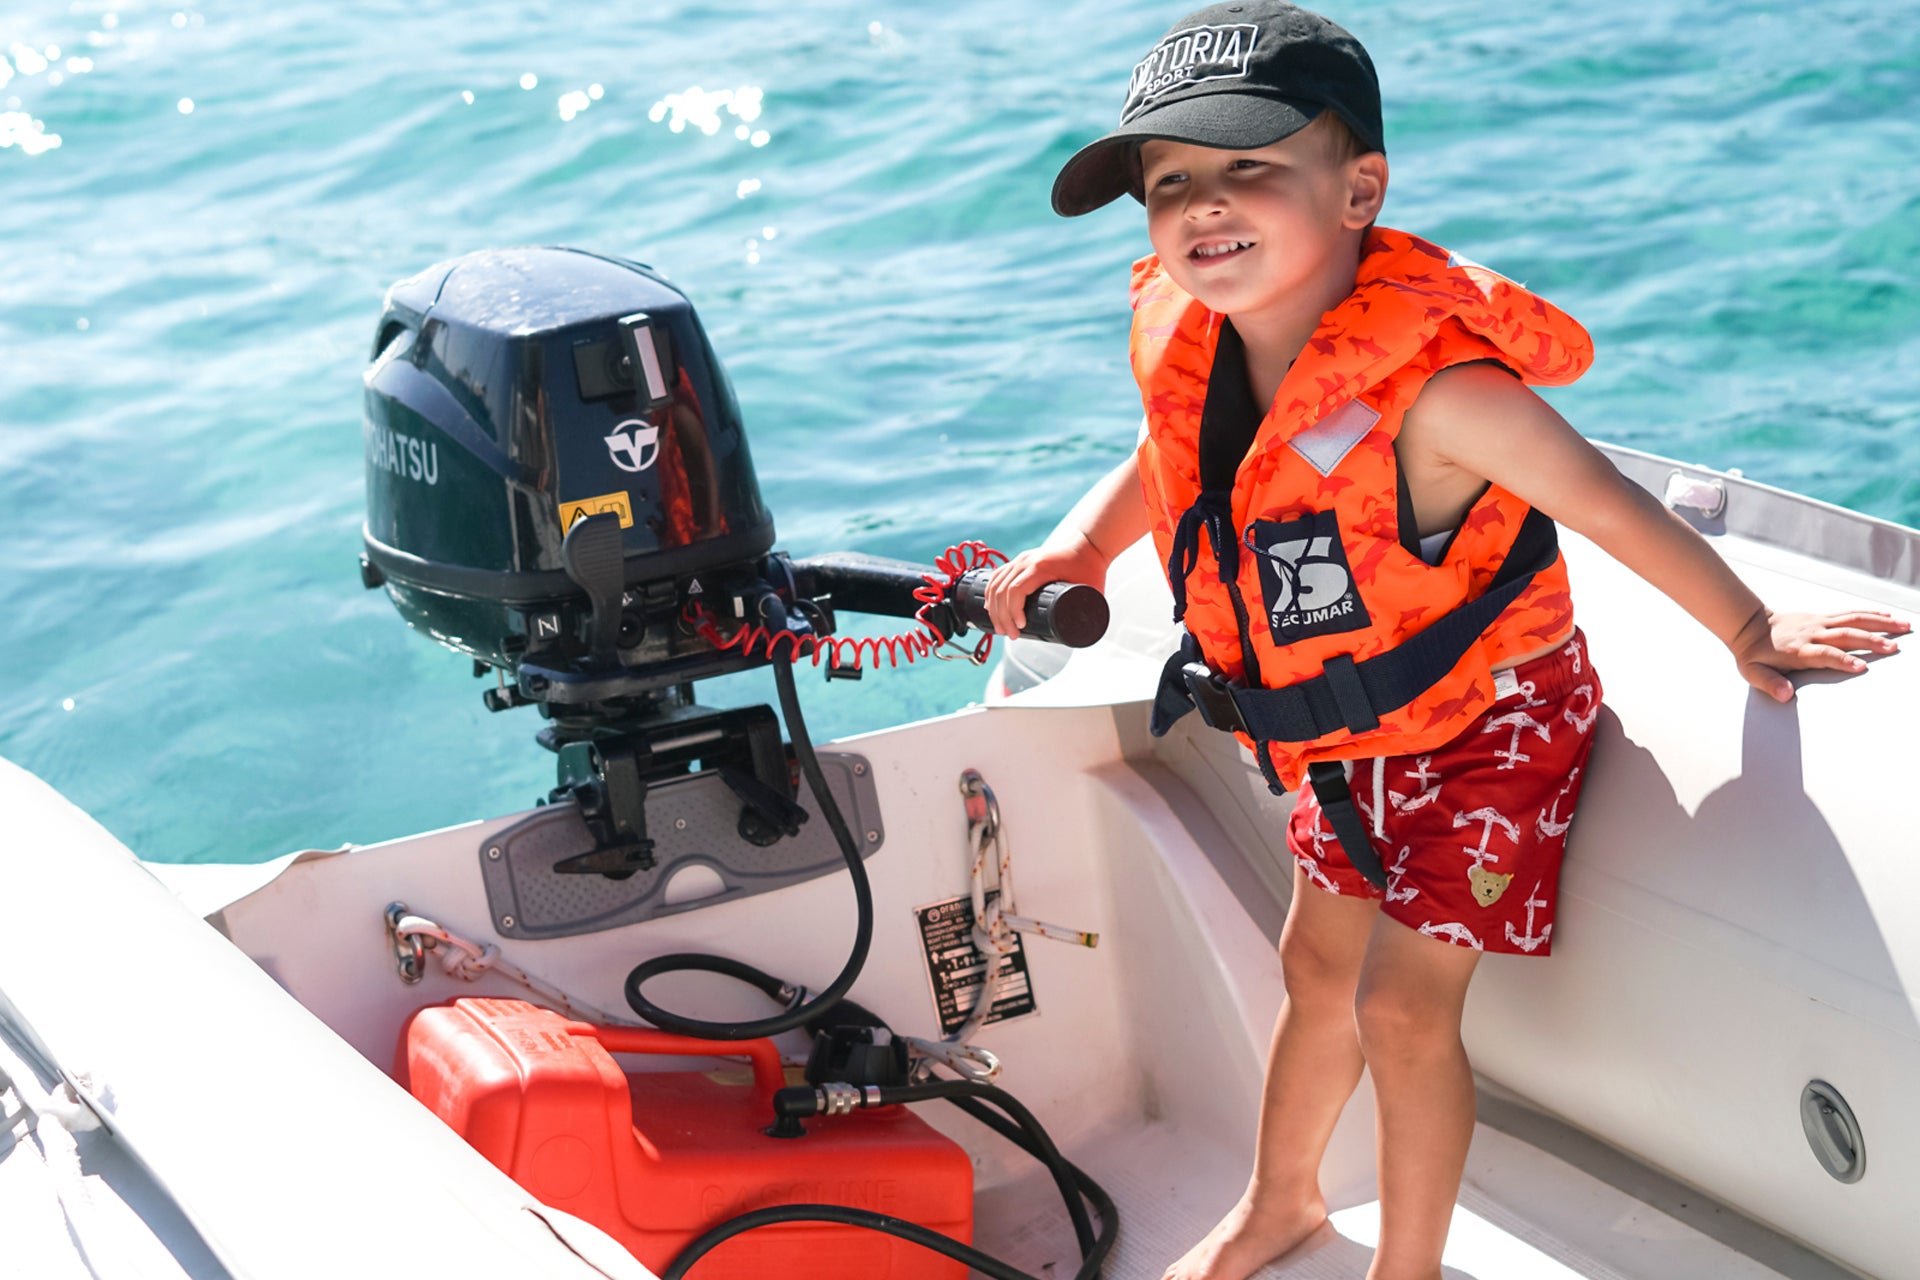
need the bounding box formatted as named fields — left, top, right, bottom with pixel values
left=1050, top=93, right=1320, bottom=217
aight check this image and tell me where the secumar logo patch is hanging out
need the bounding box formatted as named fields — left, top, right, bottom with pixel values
left=1122, top=24, right=1259, bottom=123
left=1244, top=510, right=1371, bottom=642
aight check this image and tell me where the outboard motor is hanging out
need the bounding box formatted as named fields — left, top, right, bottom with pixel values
left=359, top=245, right=1105, bottom=885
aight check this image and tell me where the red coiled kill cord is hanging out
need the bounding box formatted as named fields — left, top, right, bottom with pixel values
left=688, top=541, right=1008, bottom=672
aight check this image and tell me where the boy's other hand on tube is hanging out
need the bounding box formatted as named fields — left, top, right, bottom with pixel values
left=1730, top=607, right=1909, bottom=702
left=985, top=534, right=1111, bottom=636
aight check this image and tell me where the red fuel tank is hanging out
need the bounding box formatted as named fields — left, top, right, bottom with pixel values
left=399, top=997, right=973, bottom=1278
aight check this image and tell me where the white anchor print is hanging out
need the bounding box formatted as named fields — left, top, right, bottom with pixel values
left=1504, top=882, right=1553, bottom=953
left=1295, top=853, right=1343, bottom=896
left=1535, top=767, right=1582, bottom=840
left=1482, top=708, right=1552, bottom=770
left=1561, top=684, right=1599, bottom=735
left=1388, top=755, right=1442, bottom=813
left=1384, top=845, right=1419, bottom=904
left=1564, top=634, right=1584, bottom=674
left=1355, top=788, right=1381, bottom=833
left=1453, top=805, right=1520, bottom=870
left=1419, top=920, right=1485, bottom=951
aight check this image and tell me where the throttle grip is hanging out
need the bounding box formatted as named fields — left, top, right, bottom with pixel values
left=948, top=568, right=1109, bottom=649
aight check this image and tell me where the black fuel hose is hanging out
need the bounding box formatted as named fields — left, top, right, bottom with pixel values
left=807, top=1079, right=1098, bottom=1259
left=622, top=660, right=869, bottom=1039
left=946, top=1091, right=1118, bottom=1278
left=662, top=1080, right=1117, bottom=1280
left=659, top=1204, right=1035, bottom=1280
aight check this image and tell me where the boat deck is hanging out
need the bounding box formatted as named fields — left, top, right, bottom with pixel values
left=972, top=1112, right=1835, bottom=1279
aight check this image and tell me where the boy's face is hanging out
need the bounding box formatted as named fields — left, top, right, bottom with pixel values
left=1141, top=124, right=1384, bottom=322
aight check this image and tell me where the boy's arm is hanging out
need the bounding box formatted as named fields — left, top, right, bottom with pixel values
left=985, top=453, right=1150, bottom=636
left=1409, top=363, right=1908, bottom=701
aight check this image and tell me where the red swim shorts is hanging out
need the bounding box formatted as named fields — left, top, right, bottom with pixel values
left=1285, top=630, right=1602, bottom=956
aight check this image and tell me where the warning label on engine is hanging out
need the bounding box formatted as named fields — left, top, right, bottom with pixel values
left=559, top=490, right=634, bottom=530
left=914, top=890, right=1037, bottom=1037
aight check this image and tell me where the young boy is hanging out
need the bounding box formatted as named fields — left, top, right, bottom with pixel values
left=984, top=4, right=1909, bottom=1279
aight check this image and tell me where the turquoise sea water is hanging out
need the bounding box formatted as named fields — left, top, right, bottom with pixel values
left=3, top=1, right=1916, bottom=864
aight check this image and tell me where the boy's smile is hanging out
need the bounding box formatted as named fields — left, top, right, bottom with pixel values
left=1140, top=123, right=1386, bottom=334
left=1189, top=238, right=1256, bottom=263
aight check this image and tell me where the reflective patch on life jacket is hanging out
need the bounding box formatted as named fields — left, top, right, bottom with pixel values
left=1244, top=511, right=1373, bottom=642
left=1289, top=399, right=1381, bottom=477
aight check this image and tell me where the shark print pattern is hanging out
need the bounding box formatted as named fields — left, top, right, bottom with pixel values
left=1131, top=227, right=1596, bottom=792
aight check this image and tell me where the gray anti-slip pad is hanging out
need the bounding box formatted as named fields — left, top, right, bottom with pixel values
left=478, top=751, right=882, bottom=940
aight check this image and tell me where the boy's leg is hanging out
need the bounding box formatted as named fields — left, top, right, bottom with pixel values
left=1163, top=863, right=1379, bottom=1280
left=1353, top=916, right=1482, bottom=1280
left=1349, top=632, right=1600, bottom=1278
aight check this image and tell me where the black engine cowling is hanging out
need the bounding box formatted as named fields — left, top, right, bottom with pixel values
left=359, top=246, right=776, bottom=681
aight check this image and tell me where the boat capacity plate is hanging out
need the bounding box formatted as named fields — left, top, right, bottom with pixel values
left=914, top=889, right=1038, bottom=1036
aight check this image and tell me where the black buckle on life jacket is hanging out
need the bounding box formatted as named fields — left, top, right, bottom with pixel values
left=1181, top=662, right=1249, bottom=737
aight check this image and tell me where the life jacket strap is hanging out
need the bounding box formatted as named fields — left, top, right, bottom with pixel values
left=1165, top=489, right=1239, bottom=624
left=1306, top=761, right=1390, bottom=890
left=1151, top=507, right=1558, bottom=745
left=1148, top=630, right=1205, bottom=735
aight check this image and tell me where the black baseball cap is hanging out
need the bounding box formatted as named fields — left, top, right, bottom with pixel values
left=1052, top=1, right=1383, bottom=217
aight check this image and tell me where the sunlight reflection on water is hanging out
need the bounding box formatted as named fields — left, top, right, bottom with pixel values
left=650, top=83, right=768, bottom=147
left=0, top=109, right=59, bottom=153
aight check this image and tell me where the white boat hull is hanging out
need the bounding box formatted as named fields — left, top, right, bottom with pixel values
left=6, top=444, right=1915, bottom=1279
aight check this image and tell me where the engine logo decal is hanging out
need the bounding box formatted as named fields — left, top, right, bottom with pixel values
left=604, top=420, right=661, bottom=472
left=365, top=421, right=439, bottom=485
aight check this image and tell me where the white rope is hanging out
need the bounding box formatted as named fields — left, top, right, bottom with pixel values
left=948, top=816, right=1016, bottom=1058
left=911, top=774, right=1098, bottom=1083
left=965, top=800, right=1099, bottom=961
left=1373, top=756, right=1387, bottom=840
left=899, top=1034, right=1002, bottom=1083
left=388, top=913, right=639, bottom=1026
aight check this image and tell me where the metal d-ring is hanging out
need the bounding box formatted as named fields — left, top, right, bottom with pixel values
left=959, top=769, right=1000, bottom=843
left=385, top=901, right=425, bottom=985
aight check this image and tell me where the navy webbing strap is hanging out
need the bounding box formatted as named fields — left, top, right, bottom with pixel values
left=1158, top=506, right=1559, bottom=744
left=1149, top=631, right=1205, bottom=737
left=1165, top=491, right=1238, bottom=625
left=1307, top=760, right=1389, bottom=889
left=1165, top=321, right=1259, bottom=627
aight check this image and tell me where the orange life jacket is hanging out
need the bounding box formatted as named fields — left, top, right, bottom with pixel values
left=1134, top=226, right=1594, bottom=795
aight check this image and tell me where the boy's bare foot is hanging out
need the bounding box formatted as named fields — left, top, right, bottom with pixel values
left=1161, top=1190, right=1329, bottom=1280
